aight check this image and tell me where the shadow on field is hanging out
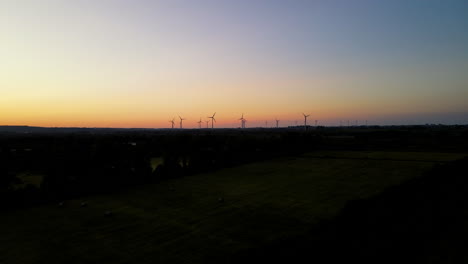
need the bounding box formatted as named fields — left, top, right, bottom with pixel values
left=234, top=157, right=468, bottom=264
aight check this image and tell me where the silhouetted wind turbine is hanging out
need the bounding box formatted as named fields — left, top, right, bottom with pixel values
left=205, top=120, right=209, bottom=128
left=303, top=113, right=310, bottom=129
left=275, top=118, right=279, bottom=128
left=208, top=112, right=216, bottom=129
left=178, top=115, right=186, bottom=129
left=169, top=118, right=175, bottom=129
left=197, top=118, right=202, bottom=129
left=239, top=113, right=245, bottom=128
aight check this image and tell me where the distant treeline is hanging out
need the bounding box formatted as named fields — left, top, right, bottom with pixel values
left=1, top=126, right=468, bottom=209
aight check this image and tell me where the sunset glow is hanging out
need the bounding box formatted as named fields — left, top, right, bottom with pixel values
left=1, top=0, right=467, bottom=128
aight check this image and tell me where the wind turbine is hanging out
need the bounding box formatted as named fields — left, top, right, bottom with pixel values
left=275, top=118, right=279, bottom=128
left=205, top=120, right=209, bottom=128
left=197, top=118, right=202, bottom=129
left=178, top=115, right=186, bottom=129
left=303, top=113, right=310, bottom=128
left=208, top=112, right=216, bottom=129
left=239, top=113, right=245, bottom=128
left=169, top=118, right=175, bottom=129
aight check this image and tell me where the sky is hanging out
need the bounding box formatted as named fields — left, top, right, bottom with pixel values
left=1, top=0, right=467, bottom=128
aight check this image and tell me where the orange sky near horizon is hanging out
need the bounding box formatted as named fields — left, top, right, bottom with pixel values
left=1, top=1, right=467, bottom=127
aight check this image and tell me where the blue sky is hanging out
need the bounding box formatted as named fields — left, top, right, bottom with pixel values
left=1, top=0, right=467, bottom=127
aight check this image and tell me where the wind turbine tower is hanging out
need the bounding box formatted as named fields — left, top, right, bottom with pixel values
left=178, top=115, right=186, bottom=129
left=197, top=118, right=202, bottom=129
left=208, top=112, right=216, bottom=129
left=239, top=113, right=245, bottom=128
left=275, top=118, right=279, bottom=128
left=303, top=113, right=310, bottom=129
left=169, top=118, right=175, bottom=129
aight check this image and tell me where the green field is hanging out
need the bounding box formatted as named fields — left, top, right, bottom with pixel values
left=1, top=151, right=466, bottom=264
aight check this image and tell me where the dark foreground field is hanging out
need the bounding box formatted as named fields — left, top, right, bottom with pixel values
left=1, top=151, right=465, bottom=264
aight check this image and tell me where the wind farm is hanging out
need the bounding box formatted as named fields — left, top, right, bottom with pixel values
left=163, top=113, right=355, bottom=129
left=166, top=112, right=316, bottom=129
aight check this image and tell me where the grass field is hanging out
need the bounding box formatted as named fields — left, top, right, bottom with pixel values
left=1, top=151, right=466, bottom=264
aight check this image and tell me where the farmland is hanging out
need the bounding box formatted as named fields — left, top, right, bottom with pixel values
left=1, top=150, right=464, bottom=264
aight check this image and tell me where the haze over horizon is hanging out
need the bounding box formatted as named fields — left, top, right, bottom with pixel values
left=1, top=0, right=467, bottom=128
